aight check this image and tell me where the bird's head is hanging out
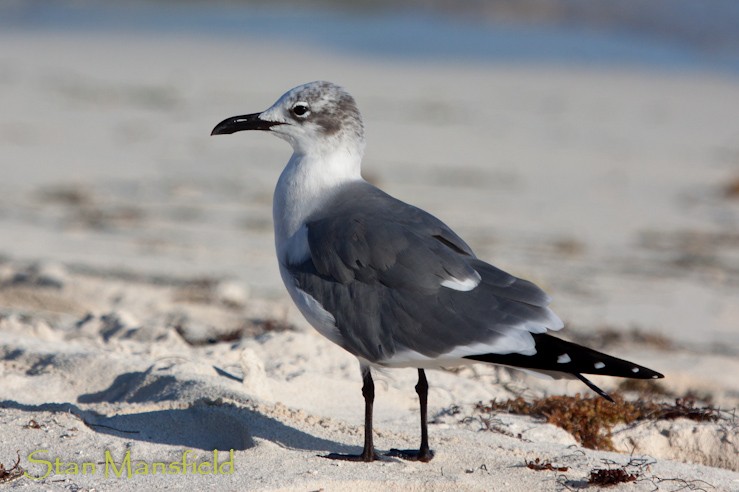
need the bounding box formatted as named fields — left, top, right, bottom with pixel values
left=211, top=81, right=365, bottom=156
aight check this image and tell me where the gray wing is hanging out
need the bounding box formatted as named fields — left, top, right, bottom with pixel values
left=286, top=182, right=562, bottom=364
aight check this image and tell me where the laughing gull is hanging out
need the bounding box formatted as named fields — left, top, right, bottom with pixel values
left=212, top=81, right=664, bottom=462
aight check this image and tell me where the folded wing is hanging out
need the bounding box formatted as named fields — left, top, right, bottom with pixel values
left=285, top=182, right=564, bottom=366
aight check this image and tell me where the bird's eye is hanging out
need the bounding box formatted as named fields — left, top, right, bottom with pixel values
left=292, top=103, right=310, bottom=117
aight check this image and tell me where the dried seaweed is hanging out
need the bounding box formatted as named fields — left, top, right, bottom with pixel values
left=475, top=393, right=723, bottom=450
left=0, top=452, right=23, bottom=484
left=526, top=457, right=569, bottom=472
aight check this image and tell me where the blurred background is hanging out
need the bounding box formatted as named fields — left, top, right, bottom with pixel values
left=1, top=0, right=738, bottom=357
left=3, top=0, right=739, bottom=69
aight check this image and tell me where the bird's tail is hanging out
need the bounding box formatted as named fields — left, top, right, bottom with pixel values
left=464, top=333, right=664, bottom=402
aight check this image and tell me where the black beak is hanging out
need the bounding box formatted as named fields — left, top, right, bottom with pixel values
left=211, top=112, right=283, bottom=135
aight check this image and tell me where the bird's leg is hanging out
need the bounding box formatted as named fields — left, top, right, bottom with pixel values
left=416, top=368, right=433, bottom=460
left=386, top=368, right=435, bottom=462
left=359, top=367, right=378, bottom=461
left=325, top=366, right=378, bottom=462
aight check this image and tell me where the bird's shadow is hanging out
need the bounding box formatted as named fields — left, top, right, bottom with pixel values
left=1, top=371, right=356, bottom=455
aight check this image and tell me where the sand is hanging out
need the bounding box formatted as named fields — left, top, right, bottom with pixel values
left=1, top=26, right=739, bottom=491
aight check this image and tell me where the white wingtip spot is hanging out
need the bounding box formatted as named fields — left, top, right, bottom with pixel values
left=556, top=353, right=571, bottom=364
left=440, top=270, right=481, bottom=291
left=652, top=375, right=660, bottom=379
left=594, top=362, right=606, bottom=369
left=631, top=367, right=640, bottom=373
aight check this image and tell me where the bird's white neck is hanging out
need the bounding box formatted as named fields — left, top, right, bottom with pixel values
left=273, top=146, right=363, bottom=261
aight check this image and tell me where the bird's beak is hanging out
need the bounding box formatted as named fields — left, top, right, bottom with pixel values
left=211, top=112, right=283, bottom=135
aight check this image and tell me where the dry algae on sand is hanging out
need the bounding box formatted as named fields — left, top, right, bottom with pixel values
left=476, top=393, right=725, bottom=451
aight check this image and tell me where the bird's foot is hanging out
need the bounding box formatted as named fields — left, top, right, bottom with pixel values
left=323, top=450, right=378, bottom=462
left=386, top=448, right=435, bottom=462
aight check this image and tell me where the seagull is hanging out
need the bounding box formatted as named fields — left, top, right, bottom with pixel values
left=212, top=81, right=664, bottom=462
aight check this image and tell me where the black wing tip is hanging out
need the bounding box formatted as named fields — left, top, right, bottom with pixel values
left=528, top=334, right=666, bottom=380
left=464, top=349, right=666, bottom=402
left=620, top=364, right=665, bottom=380
left=463, top=351, right=665, bottom=381
left=574, top=373, right=615, bottom=402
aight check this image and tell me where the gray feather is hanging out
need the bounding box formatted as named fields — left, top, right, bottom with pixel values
left=286, top=181, right=558, bottom=363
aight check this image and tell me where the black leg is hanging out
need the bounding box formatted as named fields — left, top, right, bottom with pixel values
left=416, top=368, right=433, bottom=460
left=386, top=368, right=435, bottom=462
left=325, top=366, right=378, bottom=462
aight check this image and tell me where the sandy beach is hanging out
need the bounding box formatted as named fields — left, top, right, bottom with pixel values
left=1, top=9, right=739, bottom=490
